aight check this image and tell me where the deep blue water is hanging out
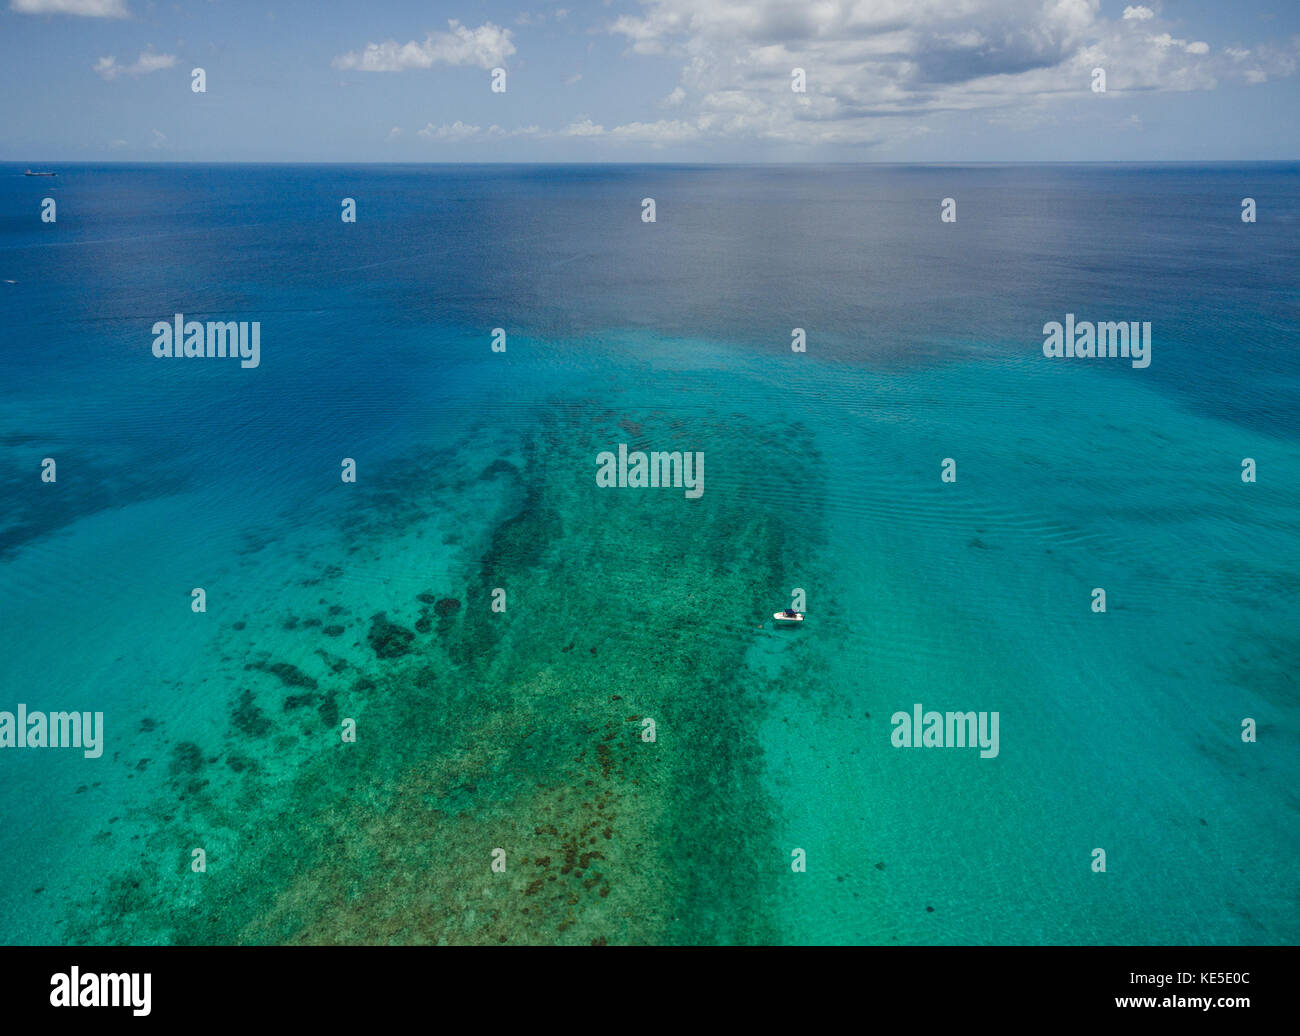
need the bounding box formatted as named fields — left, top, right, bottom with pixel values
left=1, top=163, right=1297, bottom=945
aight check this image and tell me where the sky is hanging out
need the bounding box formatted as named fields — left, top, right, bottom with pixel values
left=2, top=0, right=1298, bottom=162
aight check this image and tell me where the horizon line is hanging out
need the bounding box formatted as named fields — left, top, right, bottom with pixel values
left=6, top=158, right=1299, bottom=167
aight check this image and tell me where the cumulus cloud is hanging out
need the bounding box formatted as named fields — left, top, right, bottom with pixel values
left=1149, top=33, right=1210, bottom=55
left=1236, top=39, right=1298, bottom=83
left=381, top=2, right=1296, bottom=151
left=409, top=117, right=701, bottom=147
left=418, top=120, right=481, bottom=141
left=597, top=0, right=1297, bottom=148
left=11, top=0, right=127, bottom=16
left=333, top=21, right=515, bottom=72
left=561, top=118, right=605, bottom=136
left=94, top=51, right=178, bottom=81
left=609, top=119, right=702, bottom=144
left=418, top=121, right=509, bottom=141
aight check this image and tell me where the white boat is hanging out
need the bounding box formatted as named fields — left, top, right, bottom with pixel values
left=773, top=610, right=804, bottom=623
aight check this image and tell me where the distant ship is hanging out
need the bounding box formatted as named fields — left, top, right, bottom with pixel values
left=24, top=169, right=57, bottom=177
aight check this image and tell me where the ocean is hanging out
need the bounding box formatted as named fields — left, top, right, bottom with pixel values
left=1, top=162, right=1296, bottom=945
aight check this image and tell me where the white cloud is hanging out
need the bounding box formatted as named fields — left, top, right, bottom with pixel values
left=415, top=116, right=701, bottom=146
left=11, top=0, right=127, bottom=16
left=418, top=120, right=485, bottom=141
left=133, top=51, right=177, bottom=74
left=595, top=0, right=1295, bottom=149
left=564, top=71, right=583, bottom=85
left=94, top=51, right=178, bottom=81
left=373, top=2, right=1296, bottom=151
left=333, top=21, right=515, bottom=72
left=149, top=128, right=167, bottom=149
left=561, top=118, right=605, bottom=136
left=1149, top=33, right=1209, bottom=55
left=385, top=127, right=403, bottom=142
left=1240, top=39, right=1298, bottom=83
left=609, top=118, right=701, bottom=144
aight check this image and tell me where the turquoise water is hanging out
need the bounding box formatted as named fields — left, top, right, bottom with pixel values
left=0, top=164, right=1297, bottom=944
